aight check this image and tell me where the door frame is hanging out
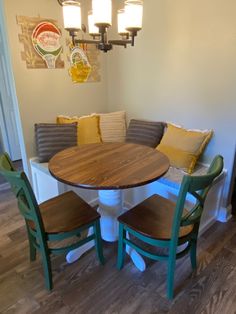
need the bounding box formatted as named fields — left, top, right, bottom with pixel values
left=0, top=0, right=28, bottom=176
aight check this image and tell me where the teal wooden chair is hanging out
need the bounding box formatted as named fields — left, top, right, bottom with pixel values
left=117, top=155, right=224, bottom=299
left=0, top=153, right=104, bottom=290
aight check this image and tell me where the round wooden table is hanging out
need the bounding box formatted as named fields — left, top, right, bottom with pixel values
left=49, top=143, right=169, bottom=270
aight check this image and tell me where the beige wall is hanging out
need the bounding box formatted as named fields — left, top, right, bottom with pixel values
left=107, top=0, right=236, bottom=206
left=3, top=0, right=108, bottom=158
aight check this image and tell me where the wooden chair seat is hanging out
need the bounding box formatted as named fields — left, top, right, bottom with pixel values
left=118, top=194, right=193, bottom=240
left=28, top=191, right=100, bottom=234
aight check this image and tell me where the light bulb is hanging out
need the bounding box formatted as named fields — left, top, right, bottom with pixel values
left=117, top=9, right=129, bottom=35
left=92, top=0, right=112, bottom=26
left=62, top=0, right=81, bottom=31
left=125, top=0, right=143, bottom=31
left=88, top=11, right=99, bottom=35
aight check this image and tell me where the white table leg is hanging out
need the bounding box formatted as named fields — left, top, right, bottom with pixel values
left=66, top=227, right=95, bottom=264
left=97, top=190, right=124, bottom=242
left=98, top=190, right=146, bottom=271
left=125, top=232, right=146, bottom=272
left=65, top=189, right=122, bottom=263
left=66, top=190, right=146, bottom=271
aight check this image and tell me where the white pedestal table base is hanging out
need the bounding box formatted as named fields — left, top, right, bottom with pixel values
left=66, top=189, right=146, bottom=271
left=66, top=227, right=94, bottom=264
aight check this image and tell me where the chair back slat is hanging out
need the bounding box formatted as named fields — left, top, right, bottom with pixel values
left=188, top=175, right=216, bottom=195
left=171, top=155, right=224, bottom=240
left=0, top=153, right=15, bottom=171
left=0, top=153, right=45, bottom=235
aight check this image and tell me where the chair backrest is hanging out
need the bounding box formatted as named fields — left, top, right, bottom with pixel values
left=171, top=155, right=224, bottom=242
left=0, top=153, right=45, bottom=234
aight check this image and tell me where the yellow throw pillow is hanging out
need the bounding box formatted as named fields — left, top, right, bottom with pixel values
left=56, top=115, right=102, bottom=145
left=156, top=123, right=213, bottom=174
left=57, top=116, right=79, bottom=124
left=77, top=115, right=102, bottom=145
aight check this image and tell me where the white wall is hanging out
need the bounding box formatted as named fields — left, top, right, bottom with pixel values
left=3, top=0, right=108, bottom=159
left=107, top=0, right=236, bottom=207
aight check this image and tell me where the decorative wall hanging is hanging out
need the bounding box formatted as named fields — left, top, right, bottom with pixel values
left=17, top=16, right=64, bottom=69
left=68, top=42, right=101, bottom=83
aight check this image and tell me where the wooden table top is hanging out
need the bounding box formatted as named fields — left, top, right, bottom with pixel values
left=49, top=143, right=170, bottom=190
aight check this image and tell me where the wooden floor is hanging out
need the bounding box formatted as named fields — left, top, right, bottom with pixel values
left=0, top=187, right=236, bottom=314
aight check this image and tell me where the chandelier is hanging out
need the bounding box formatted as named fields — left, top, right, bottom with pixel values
left=57, top=0, right=143, bottom=52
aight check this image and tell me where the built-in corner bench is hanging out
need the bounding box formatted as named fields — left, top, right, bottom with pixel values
left=30, top=157, right=228, bottom=235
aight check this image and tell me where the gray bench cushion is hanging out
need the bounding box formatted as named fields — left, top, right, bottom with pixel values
left=159, top=164, right=209, bottom=189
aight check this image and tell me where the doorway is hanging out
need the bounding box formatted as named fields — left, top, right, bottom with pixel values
left=0, top=53, right=21, bottom=161
left=0, top=1, right=28, bottom=181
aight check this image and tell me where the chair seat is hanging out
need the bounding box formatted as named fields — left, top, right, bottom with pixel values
left=29, top=191, right=100, bottom=234
left=118, top=194, right=193, bottom=240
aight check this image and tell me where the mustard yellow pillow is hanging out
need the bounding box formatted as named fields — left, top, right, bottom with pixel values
left=156, top=123, right=213, bottom=174
left=57, top=115, right=102, bottom=145
left=57, top=116, right=79, bottom=124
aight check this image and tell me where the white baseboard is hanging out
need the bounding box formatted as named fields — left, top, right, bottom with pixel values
left=217, top=204, right=232, bottom=223
left=199, top=216, right=216, bottom=235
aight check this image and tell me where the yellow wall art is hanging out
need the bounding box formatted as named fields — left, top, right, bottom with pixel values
left=68, top=43, right=101, bottom=83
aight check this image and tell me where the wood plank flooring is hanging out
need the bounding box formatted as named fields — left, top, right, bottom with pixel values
left=0, top=187, right=236, bottom=314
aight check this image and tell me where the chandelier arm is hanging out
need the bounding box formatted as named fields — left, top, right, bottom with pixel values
left=108, top=40, right=132, bottom=47
left=57, top=0, right=80, bottom=5
left=131, top=34, right=135, bottom=46
left=74, top=39, right=101, bottom=45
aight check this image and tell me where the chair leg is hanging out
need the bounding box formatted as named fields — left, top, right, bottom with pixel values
left=167, top=253, right=176, bottom=300
left=117, top=223, right=126, bottom=270
left=39, top=243, right=53, bottom=291
left=190, top=225, right=200, bottom=270
left=190, top=239, right=197, bottom=270
left=29, top=237, right=37, bottom=262
left=26, top=224, right=36, bottom=261
left=94, top=220, right=105, bottom=265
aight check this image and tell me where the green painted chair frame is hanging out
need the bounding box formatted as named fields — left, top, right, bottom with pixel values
left=117, top=155, right=224, bottom=299
left=0, top=153, right=104, bottom=290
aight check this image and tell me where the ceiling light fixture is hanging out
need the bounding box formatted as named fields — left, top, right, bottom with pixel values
left=57, top=0, right=143, bottom=52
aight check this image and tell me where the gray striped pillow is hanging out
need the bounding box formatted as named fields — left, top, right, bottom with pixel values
left=35, top=123, right=77, bottom=162
left=126, top=119, right=166, bottom=148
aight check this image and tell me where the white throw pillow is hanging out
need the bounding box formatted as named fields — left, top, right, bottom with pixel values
left=96, top=111, right=127, bottom=142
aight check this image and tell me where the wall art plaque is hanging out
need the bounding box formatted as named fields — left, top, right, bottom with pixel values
left=17, top=15, right=64, bottom=69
